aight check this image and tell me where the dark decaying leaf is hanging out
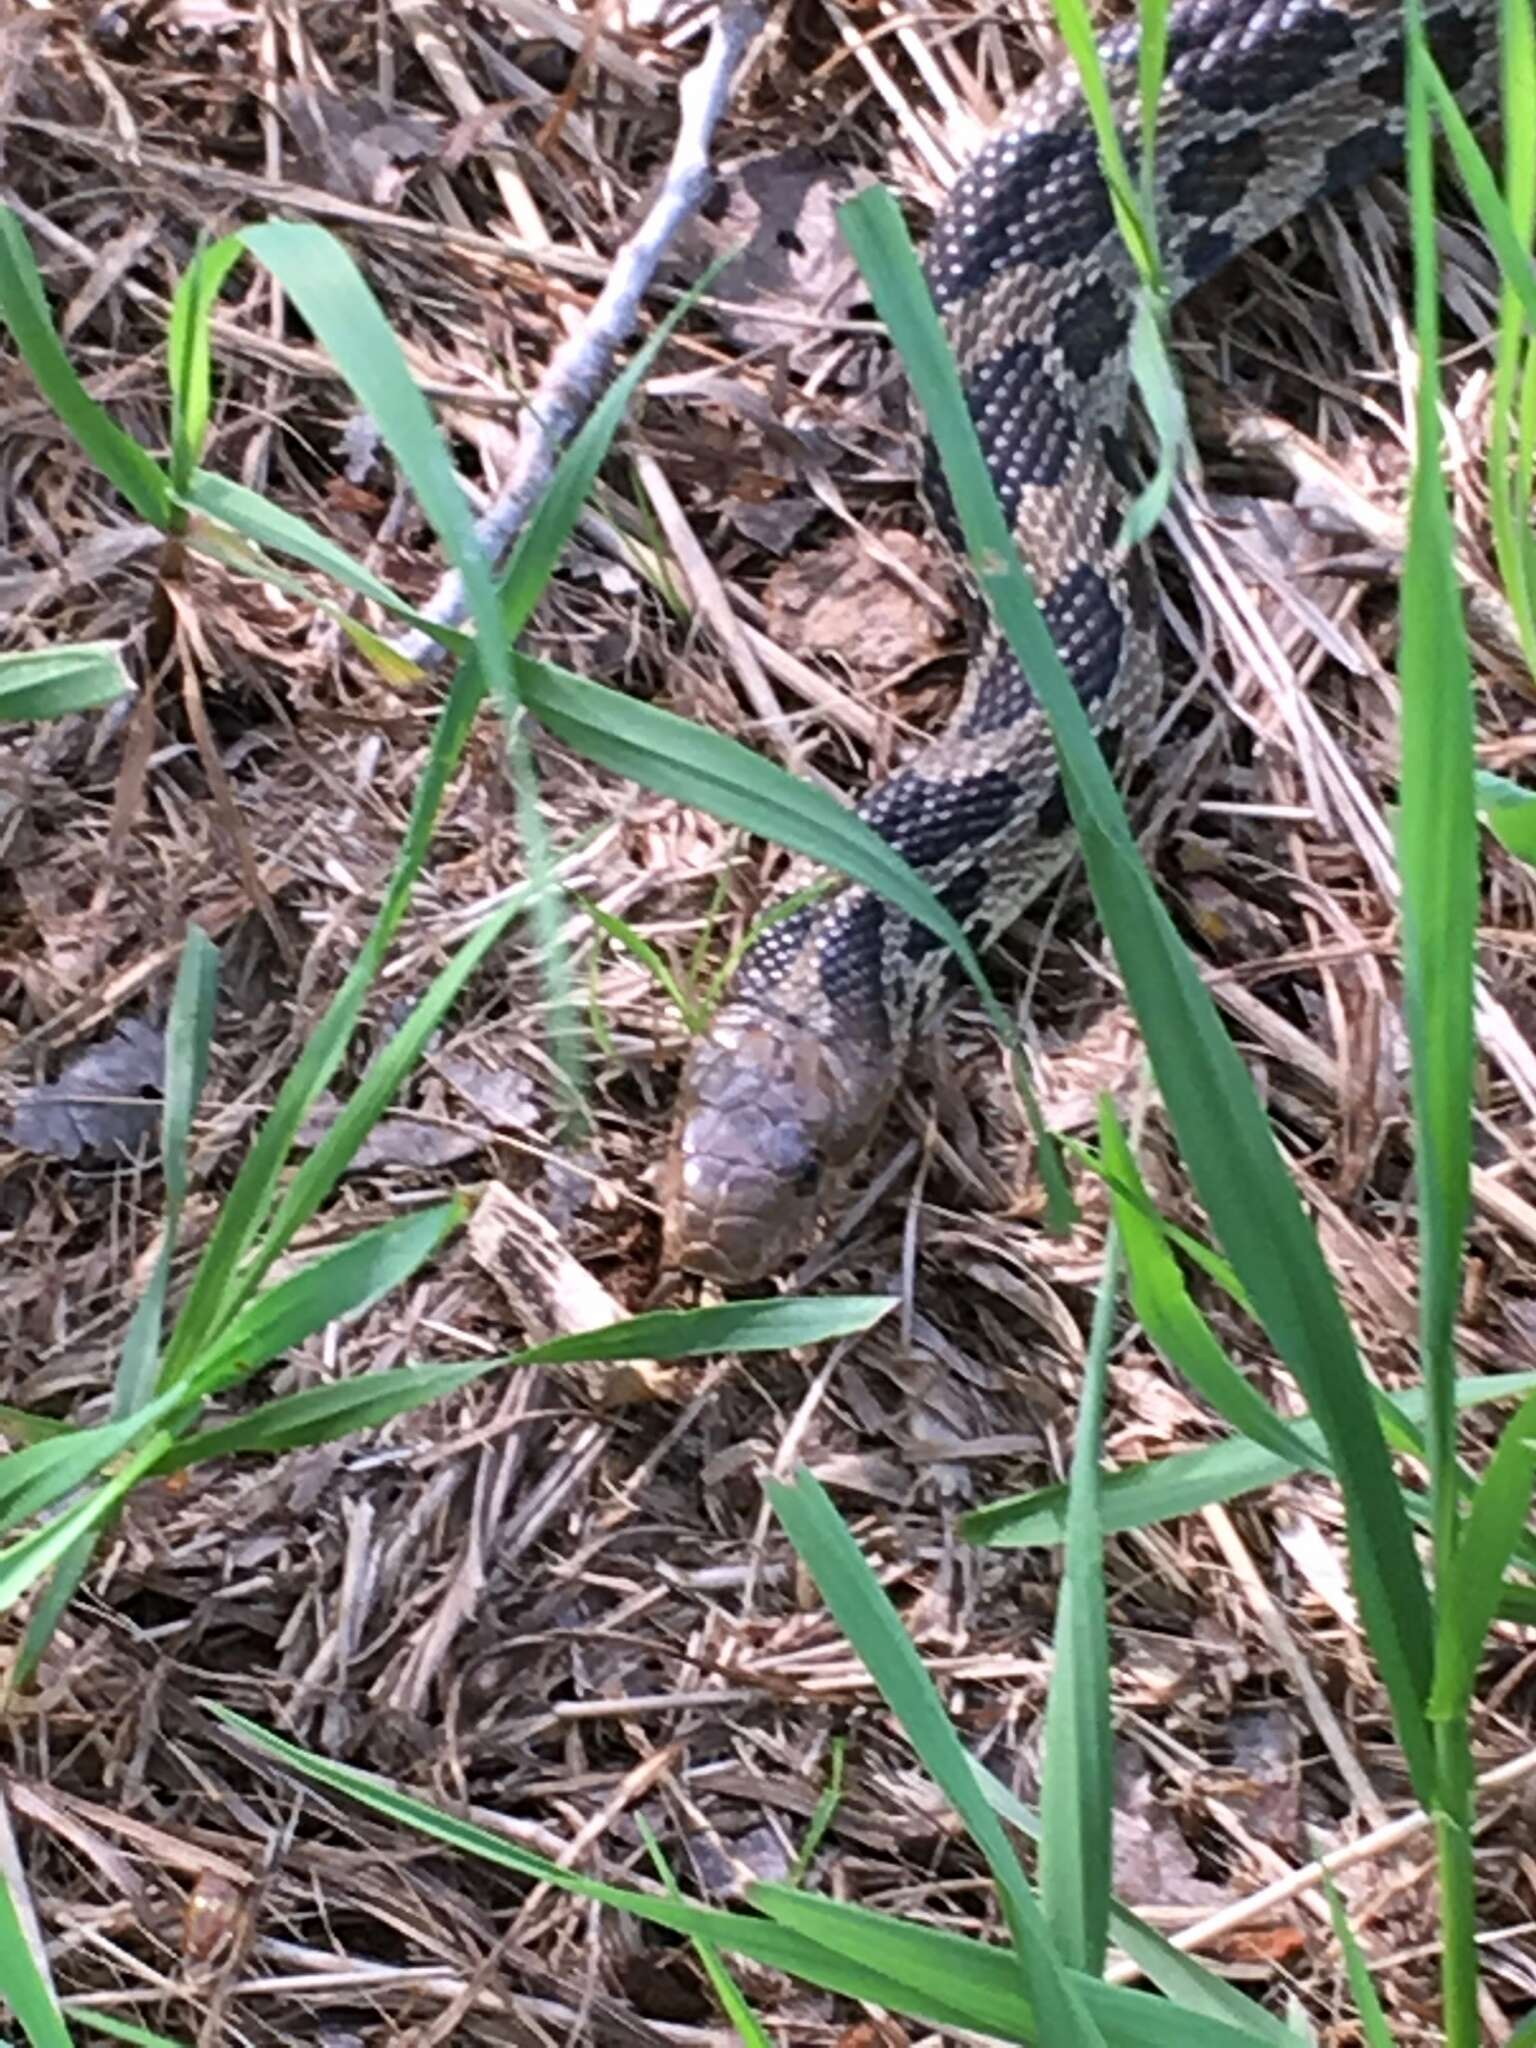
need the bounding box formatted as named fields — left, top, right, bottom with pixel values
left=9, top=1016, right=164, bottom=1160
left=683, top=148, right=868, bottom=353
left=724, top=494, right=822, bottom=555
left=296, top=1084, right=485, bottom=1173
left=1223, top=1708, right=1301, bottom=1856
left=434, top=1054, right=540, bottom=1132
left=763, top=529, right=954, bottom=678
left=1110, top=1745, right=1226, bottom=1911
left=278, top=86, right=442, bottom=206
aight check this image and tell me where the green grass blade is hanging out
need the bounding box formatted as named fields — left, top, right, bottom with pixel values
left=0, top=1411, right=72, bottom=1446
left=0, top=1862, right=71, bottom=2048
left=1119, top=293, right=1188, bottom=546
left=204, top=1707, right=1032, bottom=2038
left=65, top=1193, right=183, bottom=1662
left=149, top=1362, right=501, bottom=1472
left=159, top=657, right=486, bottom=1374
left=965, top=1369, right=1536, bottom=1549
left=0, top=1397, right=184, bottom=1537
left=1404, top=16, right=1484, bottom=2030
left=116, top=927, right=219, bottom=1414
left=154, top=1296, right=893, bottom=1473
left=0, top=644, right=132, bottom=723
left=186, top=1202, right=465, bottom=1398
left=971, top=1762, right=1297, bottom=2045
left=465, top=254, right=727, bottom=1100
left=209, top=1704, right=1291, bottom=2047
left=1106, top=1909, right=1296, bottom=2041
left=1068, top=1140, right=1249, bottom=1299
left=511, top=1294, right=895, bottom=1362
left=68, top=2015, right=189, bottom=2047
left=1486, top=0, right=1536, bottom=671
left=233, top=222, right=576, bottom=1110
left=0, top=1432, right=178, bottom=1613
left=1045, top=0, right=1157, bottom=279
left=16, top=1539, right=93, bottom=1684
left=7, top=931, right=224, bottom=1670
left=515, top=654, right=997, bottom=1003
left=1038, top=1172, right=1118, bottom=1974
left=1099, top=1107, right=1319, bottom=1468
left=183, top=473, right=470, bottom=658
left=0, top=209, right=172, bottom=526
left=1134, top=0, right=1171, bottom=242
left=1420, top=53, right=1536, bottom=332
left=638, top=1818, right=773, bottom=2048
left=232, top=876, right=536, bottom=1307
left=1401, top=6, right=1479, bottom=1578
left=753, top=1888, right=1278, bottom=2048
left=1048, top=0, right=1184, bottom=549
left=1429, top=1390, right=1536, bottom=1720
left=749, top=1887, right=1046, bottom=2038
left=767, top=1468, right=1107, bottom=2044
left=493, top=256, right=726, bottom=643
left=1320, top=1871, right=1396, bottom=2048
left=579, top=894, right=702, bottom=1030
left=1496, top=1584, right=1536, bottom=1625
left=967, top=1437, right=1300, bottom=1547
left=1402, top=27, right=1536, bottom=691
left=158, top=929, right=218, bottom=1236
left=841, top=181, right=1436, bottom=1801
left=1475, top=770, right=1536, bottom=862
left=166, top=236, right=245, bottom=494
left=1068, top=1136, right=1527, bottom=1567
left=236, top=225, right=500, bottom=669
left=15, top=1531, right=95, bottom=1682
left=788, top=1736, right=845, bottom=1886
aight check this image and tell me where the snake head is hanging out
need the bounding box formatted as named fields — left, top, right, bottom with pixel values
left=661, top=1006, right=892, bottom=1283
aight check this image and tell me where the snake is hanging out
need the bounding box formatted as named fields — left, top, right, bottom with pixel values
left=660, top=0, right=1500, bottom=1283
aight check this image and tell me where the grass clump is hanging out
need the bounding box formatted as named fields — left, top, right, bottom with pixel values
left=3, top=2, right=1536, bottom=2042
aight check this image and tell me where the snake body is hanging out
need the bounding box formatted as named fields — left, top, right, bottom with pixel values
left=661, top=0, right=1499, bottom=1282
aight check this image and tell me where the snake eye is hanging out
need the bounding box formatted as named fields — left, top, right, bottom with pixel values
left=792, top=1155, right=821, bottom=1197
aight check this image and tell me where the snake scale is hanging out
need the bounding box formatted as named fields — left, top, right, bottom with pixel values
left=660, top=0, right=1500, bottom=1282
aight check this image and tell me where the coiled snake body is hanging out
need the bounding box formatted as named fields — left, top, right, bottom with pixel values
left=661, top=0, right=1498, bottom=1282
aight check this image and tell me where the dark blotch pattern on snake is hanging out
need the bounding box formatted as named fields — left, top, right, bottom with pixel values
left=661, top=0, right=1499, bottom=1283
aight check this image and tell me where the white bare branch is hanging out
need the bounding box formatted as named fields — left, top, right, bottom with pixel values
left=392, top=2, right=762, bottom=667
